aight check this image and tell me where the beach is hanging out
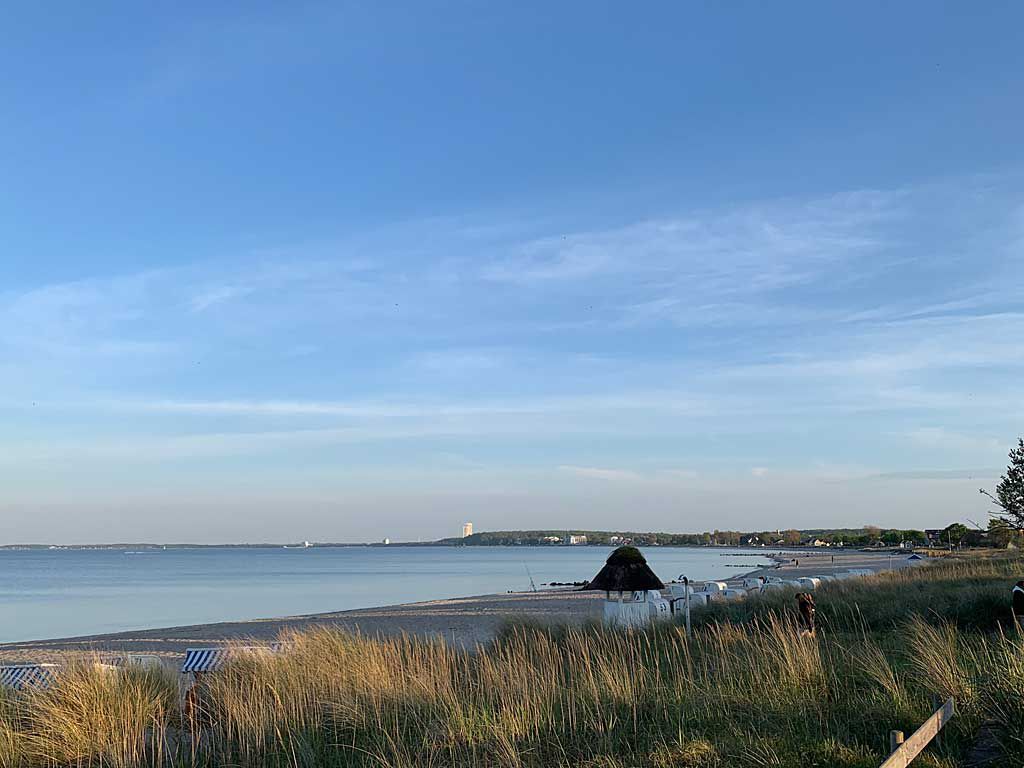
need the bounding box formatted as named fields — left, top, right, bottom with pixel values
left=0, top=548, right=913, bottom=665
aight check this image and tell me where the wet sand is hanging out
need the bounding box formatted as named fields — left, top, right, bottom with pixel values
left=0, top=548, right=917, bottom=665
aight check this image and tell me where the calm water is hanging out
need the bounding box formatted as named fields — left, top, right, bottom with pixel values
left=0, top=546, right=775, bottom=644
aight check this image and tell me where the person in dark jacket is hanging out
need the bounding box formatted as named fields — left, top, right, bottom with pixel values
left=796, top=592, right=816, bottom=637
left=1013, top=580, right=1024, bottom=627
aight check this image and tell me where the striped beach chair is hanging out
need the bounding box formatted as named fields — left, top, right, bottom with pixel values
left=180, top=645, right=284, bottom=720
left=0, top=664, right=58, bottom=691
left=181, top=644, right=283, bottom=674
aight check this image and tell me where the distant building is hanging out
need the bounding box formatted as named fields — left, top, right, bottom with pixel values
left=567, top=534, right=588, bottom=545
left=542, top=535, right=562, bottom=544
left=462, top=522, right=473, bottom=538
left=925, top=529, right=944, bottom=544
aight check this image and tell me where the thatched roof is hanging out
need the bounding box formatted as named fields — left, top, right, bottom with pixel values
left=583, top=546, right=665, bottom=592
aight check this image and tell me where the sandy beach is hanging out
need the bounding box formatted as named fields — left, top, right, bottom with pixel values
left=0, top=548, right=916, bottom=665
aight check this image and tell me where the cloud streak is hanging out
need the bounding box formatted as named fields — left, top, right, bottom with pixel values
left=1, top=176, right=1022, bottom=519
left=558, top=465, right=644, bottom=481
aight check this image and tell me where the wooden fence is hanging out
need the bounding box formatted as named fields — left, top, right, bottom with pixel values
left=879, top=697, right=955, bottom=768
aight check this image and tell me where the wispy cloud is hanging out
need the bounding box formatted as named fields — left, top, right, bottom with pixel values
left=867, top=469, right=1000, bottom=481
left=2, top=176, right=1023, bottom=495
left=481, top=191, right=900, bottom=304
left=103, top=393, right=713, bottom=419
left=190, top=284, right=254, bottom=313
left=658, top=468, right=700, bottom=480
left=557, top=465, right=643, bottom=481
left=900, top=427, right=1009, bottom=456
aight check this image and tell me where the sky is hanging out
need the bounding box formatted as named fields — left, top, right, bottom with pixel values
left=1, top=2, right=1023, bottom=543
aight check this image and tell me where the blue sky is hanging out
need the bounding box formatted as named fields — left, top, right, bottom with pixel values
left=2, top=3, right=1022, bottom=542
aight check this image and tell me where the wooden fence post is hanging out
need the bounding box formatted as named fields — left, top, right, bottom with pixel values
left=889, top=730, right=904, bottom=754
left=880, top=698, right=955, bottom=768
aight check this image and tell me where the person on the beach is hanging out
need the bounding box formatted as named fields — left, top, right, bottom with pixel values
left=1013, top=580, right=1024, bottom=628
left=796, top=592, right=816, bottom=637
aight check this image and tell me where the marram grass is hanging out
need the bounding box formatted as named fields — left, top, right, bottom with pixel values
left=1, top=554, right=1022, bottom=767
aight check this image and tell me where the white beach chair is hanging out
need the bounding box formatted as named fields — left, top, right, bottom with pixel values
left=688, top=593, right=710, bottom=608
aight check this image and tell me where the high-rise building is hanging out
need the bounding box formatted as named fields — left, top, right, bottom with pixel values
left=462, top=522, right=473, bottom=538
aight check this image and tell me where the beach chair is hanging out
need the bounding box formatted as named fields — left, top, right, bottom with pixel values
left=181, top=644, right=283, bottom=676
left=0, top=664, right=58, bottom=691
left=688, top=593, right=710, bottom=608
left=663, top=584, right=695, bottom=616
left=179, top=644, right=284, bottom=724
left=108, top=654, right=164, bottom=671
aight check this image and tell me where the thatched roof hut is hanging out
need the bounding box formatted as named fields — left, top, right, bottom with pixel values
left=584, top=546, right=665, bottom=592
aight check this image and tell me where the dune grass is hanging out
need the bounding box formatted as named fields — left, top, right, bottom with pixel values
left=691, top=554, right=1020, bottom=633
left=1, top=554, right=1022, bottom=767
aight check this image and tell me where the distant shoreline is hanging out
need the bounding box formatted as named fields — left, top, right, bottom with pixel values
left=0, top=549, right=910, bottom=663
left=0, top=542, right=886, bottom=552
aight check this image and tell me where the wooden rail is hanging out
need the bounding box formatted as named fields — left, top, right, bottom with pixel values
left=880, top=697, right=955, bottom=768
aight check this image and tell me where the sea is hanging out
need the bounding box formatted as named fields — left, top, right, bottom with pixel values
left=0, top=545, right=778, bottom=644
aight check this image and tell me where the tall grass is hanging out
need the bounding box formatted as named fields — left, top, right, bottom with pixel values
left=1, top=554, right=1021, bottom=767
left=691, top=555, right=1022, bottom=633
left=0, top=661, right=177, bottom=768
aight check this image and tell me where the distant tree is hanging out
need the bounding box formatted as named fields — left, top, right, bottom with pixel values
left=782, top=529, right=802, bottom=545
left=880, top=530, right=902, bottom=545
left=980, top=439, right=1024, bottom=532
left=964, top=528, right=989, bottom=548
left=904, top=530, right=926, bottom=545
left=987, top=517, right=1016, bottom=548
left=943, top=523, right=969, bottom=548
left=863, top=525, right=882, bottom=541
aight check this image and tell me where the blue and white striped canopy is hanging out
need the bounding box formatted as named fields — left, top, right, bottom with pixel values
left=0, top=664, right=57, bottom=690
left=181, top=644, right=282, bottom=673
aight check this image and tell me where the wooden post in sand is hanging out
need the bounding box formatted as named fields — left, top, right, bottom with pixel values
left=683, top=576, right=691, bottom=638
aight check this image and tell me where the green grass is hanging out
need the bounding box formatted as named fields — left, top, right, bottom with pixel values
left=1, top=554, right=1022, bottom=767
left=690, top=555, right=1019, bottom=633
